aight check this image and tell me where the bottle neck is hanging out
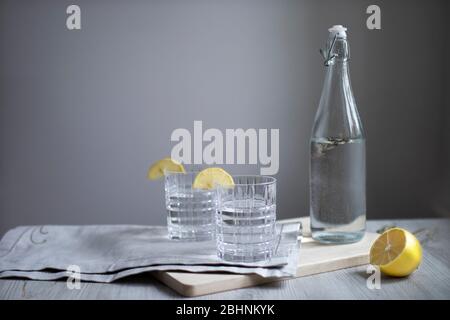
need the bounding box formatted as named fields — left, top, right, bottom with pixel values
left=316, top=54, right=363, bottom=139
left=324, top=60, right=351, bottom=93
left=311, top=31, right=364, bottom=140
left=328, top=36, right=350, bottom=63
left=323, top=35, right=352, bottom=91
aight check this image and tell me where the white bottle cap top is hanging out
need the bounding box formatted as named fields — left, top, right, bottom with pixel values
left=328, top=25, right=347, bottom=38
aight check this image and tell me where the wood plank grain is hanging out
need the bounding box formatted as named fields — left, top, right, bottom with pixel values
left=0, top=219, right=449, bottom=300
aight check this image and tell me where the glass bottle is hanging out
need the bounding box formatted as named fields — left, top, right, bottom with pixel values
left=310, top=25, right=366, bottom=244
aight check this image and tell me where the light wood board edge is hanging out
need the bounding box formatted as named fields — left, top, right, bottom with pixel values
left=153, top=252, right=370, bottom=297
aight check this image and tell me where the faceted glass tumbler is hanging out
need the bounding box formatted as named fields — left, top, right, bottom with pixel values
left=216, top=175, right=277, bottom=262
left=164, top=171, right=217, bottom=241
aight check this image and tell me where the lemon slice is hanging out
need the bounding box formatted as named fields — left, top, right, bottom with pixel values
left=147, top=158, right=185, bottom=180
left=369, top=228, right=422, bottom=277
left=192, top=168, right=234, bottom=190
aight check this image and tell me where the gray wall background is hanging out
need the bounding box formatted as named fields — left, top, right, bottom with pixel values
left=442, top=0, right=450, bottom=216
left=1, top=0, right=449, bottom=236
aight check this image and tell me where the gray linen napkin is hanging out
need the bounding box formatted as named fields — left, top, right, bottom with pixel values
left=0, top=222, right=301, bottom=281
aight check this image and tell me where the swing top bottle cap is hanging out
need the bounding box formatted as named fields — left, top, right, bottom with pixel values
left=328, top=25, right=347, bottom=38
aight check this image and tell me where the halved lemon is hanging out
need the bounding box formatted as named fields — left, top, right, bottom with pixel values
left=369, top=227, right=422, bottom=277
left=147, top=158, right=185, bottom=180
left=192, top=168, right=234, bottom=190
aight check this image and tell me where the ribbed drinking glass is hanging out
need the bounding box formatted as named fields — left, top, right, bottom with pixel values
left=216, top=175, right=277, bottom=262
left=165, top=171, right=216, bottom=241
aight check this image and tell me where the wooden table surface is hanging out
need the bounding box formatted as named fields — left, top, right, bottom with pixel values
left=1, top=218, right=449, bottom=300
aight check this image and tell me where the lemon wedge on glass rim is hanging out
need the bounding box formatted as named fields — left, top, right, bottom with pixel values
left=147, top=157, right=185, bottom=180
left=369, top=227, right=423, bottom=277
left=192, top=167, right=234, bottom=190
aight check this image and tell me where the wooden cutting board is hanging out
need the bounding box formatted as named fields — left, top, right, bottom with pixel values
left=153, top=218, right=377, bottom=297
